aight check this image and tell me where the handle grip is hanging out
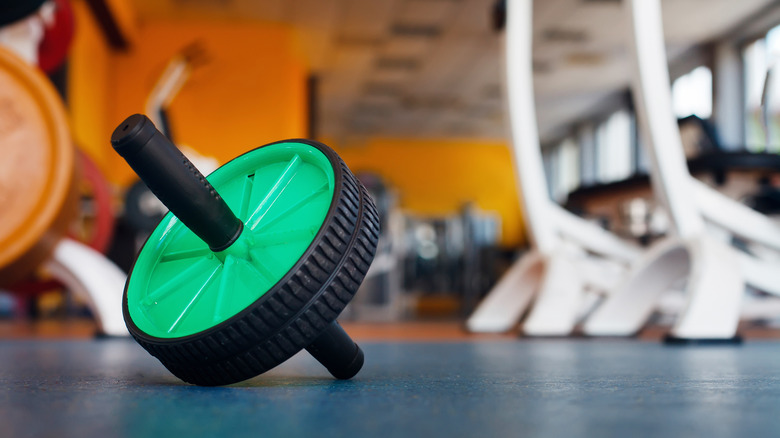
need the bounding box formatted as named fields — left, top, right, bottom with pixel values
left=305, top=321, right=364, bottom=380
left=111, top=114, right=242, bottom=251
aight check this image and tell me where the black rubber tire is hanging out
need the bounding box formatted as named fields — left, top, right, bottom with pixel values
left=123, top=139, right=380, bottom=386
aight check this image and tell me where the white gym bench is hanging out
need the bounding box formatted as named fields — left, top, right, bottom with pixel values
left=466, top=0, right=641, bottom=336
left=584, top=0, right=780, bottom=340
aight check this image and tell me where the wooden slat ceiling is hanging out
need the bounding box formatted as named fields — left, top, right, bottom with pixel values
left=132, top=0, right=777, bottom=142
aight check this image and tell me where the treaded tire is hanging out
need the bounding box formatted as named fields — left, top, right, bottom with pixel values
left=123, top=139, right=380, bottom=386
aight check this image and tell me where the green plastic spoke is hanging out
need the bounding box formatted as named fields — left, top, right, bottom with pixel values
left=160, top=247, right=211, bottom=263
left=213, top=255, right=237, bottom=322
left=243, top=256, right=277, bottom=283
left=238, top=175, right=254, bottom=219
left=142, top=257, right=214, bottom=306
left=253, top=225, right=320, bottom=247
left=256, top=182, right=329, bottom=232
left=247, top=154, right=301, bottom=230
left=167, top=265, right=221, bottom=333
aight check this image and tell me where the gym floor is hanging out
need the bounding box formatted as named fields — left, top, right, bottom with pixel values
left=2, top=322, right=779, bottom=437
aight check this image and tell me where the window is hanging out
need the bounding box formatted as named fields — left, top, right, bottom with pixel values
left=577, top=124, right=598, bottom=187
left=542, top=147, right=557, bottom=199
left=556, top=138, right=580, bottom=201
left=672, top=66, right=712, bottom=119
left=595, top=110, right=633, bottom=183
left=743, top=23, right=780, bottom=151
left=542, top=136, right=580, bottom=202
left=542, top=109, right=635, bottom=201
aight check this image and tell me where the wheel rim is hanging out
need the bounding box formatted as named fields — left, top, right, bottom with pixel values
left=126, top=142, right=336, bottom=338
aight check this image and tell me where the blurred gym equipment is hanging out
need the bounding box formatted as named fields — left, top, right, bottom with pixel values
left=0, top=46, right=126, bottom=336
left=343, top=173, right=405, bottom=322
left=343, top=175, right=503, bottom=322
left=583, top=0, right=780, bottom=340
left=400, top=205, right=501, bottom=317
left=566, top=116, right=780, bottom=244
left=467, top=0, right=641, bottom=336
left=37, top=0, right=73, bottom=75
left=0, top=0, right=51, bottom=66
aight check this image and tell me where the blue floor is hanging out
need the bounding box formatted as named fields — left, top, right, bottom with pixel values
left=1, top=339, right=779, bottom=437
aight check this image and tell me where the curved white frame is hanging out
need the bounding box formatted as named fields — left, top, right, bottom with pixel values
left=470, top=0, right=780, bottom=338
left=466, top=0, right=640, bottom=335
left=584, top=0, right=780, bottom=339
left=44, top=238, right=129, bottom=336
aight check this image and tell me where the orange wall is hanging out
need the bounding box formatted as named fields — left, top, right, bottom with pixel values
left=67, top=4, right=526, bottom=247
left=334, top=138, right=526, bottom=247
left=69, top=0, right=113, bottom=169
left=69, top=10, right=307, bottom=187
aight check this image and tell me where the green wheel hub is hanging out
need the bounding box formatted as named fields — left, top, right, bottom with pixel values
left=126, top=143, right=335, bottom=338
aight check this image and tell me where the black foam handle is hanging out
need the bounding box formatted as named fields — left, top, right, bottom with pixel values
left=305, top=321, right=364, bottom=380
left=111, top=114, right=242, bottom=251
